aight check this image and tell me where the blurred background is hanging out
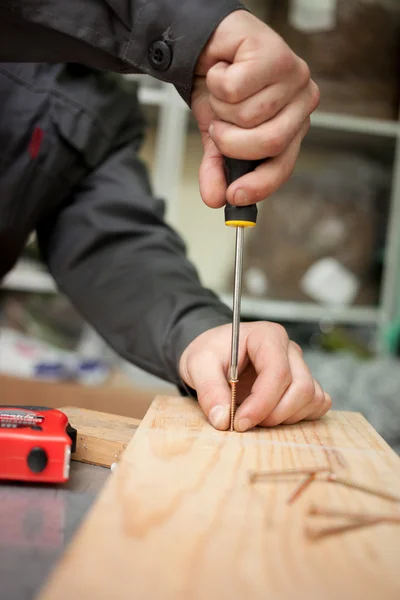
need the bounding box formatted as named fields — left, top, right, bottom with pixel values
left=1, top=0, right=400, bottom=450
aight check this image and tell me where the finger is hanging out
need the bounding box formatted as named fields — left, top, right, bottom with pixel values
left=198, top=133, right=227, bottom=208
left=233, top=323, right=291, bottom=432
left=282, top=379, right=326, bottom=425
left=209, top=81, right=319, bottom=160
left=185, top=349, right=232, bottom=431
left=206, top=38, right=298, bottom=103
left=209, top=66, right=311, bottom=130
left=260, top=343, right=315, bottom=427
left=224, top=119, right=310, bottom=206
left=305, top=391, right=332, bottom=421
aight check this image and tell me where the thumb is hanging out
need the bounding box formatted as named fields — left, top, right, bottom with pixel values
left=184, top=351, right=232, bottom=430
left=198, top=133, right=226, bottom=209
left=191, top=76, right=227, bottom=209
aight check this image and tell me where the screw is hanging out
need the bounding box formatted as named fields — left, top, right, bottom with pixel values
left=229, top=380, right=237, bottom=432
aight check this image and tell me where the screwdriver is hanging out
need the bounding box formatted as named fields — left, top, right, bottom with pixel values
left=224, top=157, right=259, bottom=431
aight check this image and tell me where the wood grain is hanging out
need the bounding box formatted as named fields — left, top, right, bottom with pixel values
left=61, top=406, right=141, bottom=468
left=37, top=397, right=400, bottom=600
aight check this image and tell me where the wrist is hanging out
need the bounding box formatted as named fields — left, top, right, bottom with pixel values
left=178, top=321, right=229, bottom=388
left=166, top=305, right=231, bottom=386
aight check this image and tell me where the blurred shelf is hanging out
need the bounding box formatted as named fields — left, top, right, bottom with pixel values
left=1, top=261, right=56, bottom=293
left=311, top=111, right=400, bottom=138
left=219, top=294, right=379, bottom=326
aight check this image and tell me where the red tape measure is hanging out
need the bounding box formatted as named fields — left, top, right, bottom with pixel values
left=0, top=406, right=76, bottom=483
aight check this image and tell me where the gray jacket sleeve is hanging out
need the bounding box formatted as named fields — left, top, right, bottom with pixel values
left=0, top=0, right=246, bottom=103
left=36, top=141, right=232, bottom=388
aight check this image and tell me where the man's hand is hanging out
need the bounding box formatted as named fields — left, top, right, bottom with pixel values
left=192, top=10, right=319, bottom=209
left=179, top=322, right=331, bottom=432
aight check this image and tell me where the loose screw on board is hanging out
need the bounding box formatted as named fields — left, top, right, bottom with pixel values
left=248, top=466, right=400, bottom=540
left=308, top=505, right=400, bottom=523
left=249, top=467, right=331, bottom=484
left=287, top=472, right=318, bottom=505
left=249, top=467, right=332, bottom=504
left=326, top=473, right=400, bottom=504
left=305, top=504, right=400, bottom=540
left=249, top=468, right=400, bottom=504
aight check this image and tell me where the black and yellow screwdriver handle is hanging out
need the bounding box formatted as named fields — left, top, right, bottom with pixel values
left=223, top=157, right=261, bottom=228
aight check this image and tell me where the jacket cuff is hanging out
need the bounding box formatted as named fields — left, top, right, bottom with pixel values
left=124, top=1, right=247, bottom=104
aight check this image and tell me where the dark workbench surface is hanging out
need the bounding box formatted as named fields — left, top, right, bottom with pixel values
left=1, top=462, right=110, bottom=600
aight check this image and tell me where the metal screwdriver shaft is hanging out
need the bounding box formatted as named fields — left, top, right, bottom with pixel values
left=223, top=157, right=260, bottom=433
left=229, top=226, right=244, bottom=431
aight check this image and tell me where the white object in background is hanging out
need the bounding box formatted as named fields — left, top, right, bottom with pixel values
left=244, top=267, right=269, bottom=298
left=300, top=257, right=360, bottom=306
left=312, top=217, right=347, bottom=252
left=0, top=327, right=109, bottom=383
left=152, top=85, right=189, bottom=226
left=111, top=462, right=118, bottom=473
left=289, top=0, right=337, bottom=33
left=76, top=360, right=110, bottom=386
left=1, top=259, right=56, bottom=293
left=0, top=327, right=74, bottom=379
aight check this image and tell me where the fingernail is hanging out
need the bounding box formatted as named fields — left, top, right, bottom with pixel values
left=208, top=123, right=214, bottom=136
left=209, top=405, right=229, bottom=430
left=237, top=417, right=253, bottom=432
left=234, top=188, right=248, bottom=205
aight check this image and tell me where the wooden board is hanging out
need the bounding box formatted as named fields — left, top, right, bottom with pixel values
left=61, top=406, right=141, bottom=468
left=0, top=372, right=162, bottom=419
left=37, top=397, right=400, bottom=600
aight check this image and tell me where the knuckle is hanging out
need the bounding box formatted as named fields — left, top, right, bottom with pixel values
left=297, top=377, right=315, bottom=403
left=266, top=97, right=280, bottom=116
left=207, top=69, right=241, bottom=103
left=264, top=412, right=282, bottom=427
left=239, top=108, right=259, bottom=129
left=208, top=94, right=223, bottom=117
left=298, top=58, right=311, bottom=87
left=310, top=81, right=321, bottom=111
left=211, top=128, right=229, bottom=154
left=263, top=129, right=287, bottom=156
left=258, top=97, right=281, bottom=123
left=291, top=341, right=303, bottom=356
left=275, top=365, right=292, bottom=388
left=313, top=388, right=325, bottom=406
left=246, top=97, right=279, bottom=127
left=274, top=44, right=296, bottom=75
left=237, top=106, right=258, bottom=129
left=220, top=76, right=241, bottom=103
left=206, top=68, right=220, bottom=94
left=268, top=322, right=288, bottom=341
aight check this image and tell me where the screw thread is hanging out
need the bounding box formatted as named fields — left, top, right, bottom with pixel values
left=230, top=381, right=237, bottom=432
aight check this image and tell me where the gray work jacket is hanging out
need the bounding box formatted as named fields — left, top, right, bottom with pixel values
left=0, top=1, right=245, bottom=104
left=0, top=0, right=245, bottom=389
